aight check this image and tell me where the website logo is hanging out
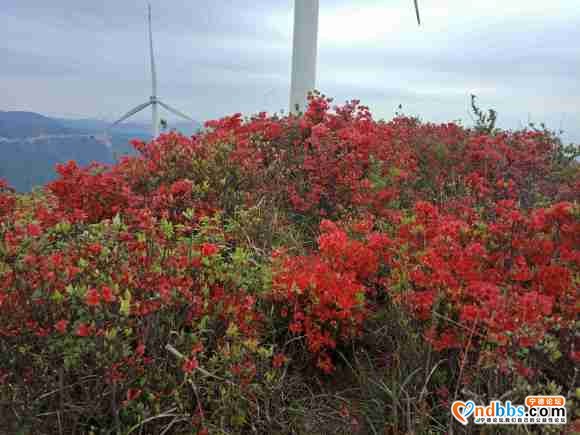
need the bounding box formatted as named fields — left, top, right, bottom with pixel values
left=451, top=396, right=566, bottom=425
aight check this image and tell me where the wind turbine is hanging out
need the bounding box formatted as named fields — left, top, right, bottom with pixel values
left=110, top=4, right=193, bottom=138
left=289, top=0, right=422, bottom=114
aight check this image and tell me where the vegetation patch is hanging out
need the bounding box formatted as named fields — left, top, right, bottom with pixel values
left=1, top=94, right=579, bottom=434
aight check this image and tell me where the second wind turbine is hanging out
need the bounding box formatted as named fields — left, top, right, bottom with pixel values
left=110, top=4, right=193, bottom=138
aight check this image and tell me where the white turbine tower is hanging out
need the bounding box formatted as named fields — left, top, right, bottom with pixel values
left=289, top=0, right=319, bottom=115
left=289, top=0, right=422, bottom=114
left=110, top=4, right=193, bottom=138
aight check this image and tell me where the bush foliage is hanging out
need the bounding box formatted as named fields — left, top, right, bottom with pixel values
left=1, top=93, right=579, bottom=434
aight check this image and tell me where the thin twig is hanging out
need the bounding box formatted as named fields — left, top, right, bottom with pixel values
left=165, top=343, right=234, bottom=384
left=126, top=408, right=180, bottom=435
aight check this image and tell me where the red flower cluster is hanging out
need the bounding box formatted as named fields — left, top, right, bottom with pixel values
left=0, top=179, right=16, bottom=219
left=387, top=200, right=579, bottom=372
left=48, top=161, right=132, bottom=223
left=85, top=286, right=117, bottom=306
left=272, top=219, right=391, bottom=372
left=0, top=93, right=577, bottom=433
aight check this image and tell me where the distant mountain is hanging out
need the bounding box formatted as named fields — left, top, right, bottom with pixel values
left=56, top=117, right=202, bottom=157
left=0, top=111, right=201, bottom=192
left=0, top=111, right=71, bottom=138
left=1, top=135, right=113, bottom=192
left=56, top=118, right=201, bottom=137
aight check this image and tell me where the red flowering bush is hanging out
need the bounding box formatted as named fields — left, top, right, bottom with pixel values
left=0, top=200, right=273, bottom=432
left=1, top=94, right=578, bottom=433
left=0, top=179, right=16, bottom=220
left=47, top=160, right=132, bottom=223
left=271, top=218, right=395, bottom=372
left=386, top=200, right=579, bottom=376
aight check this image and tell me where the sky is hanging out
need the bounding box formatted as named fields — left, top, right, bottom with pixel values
left=1, top=0, right=579, bottom=142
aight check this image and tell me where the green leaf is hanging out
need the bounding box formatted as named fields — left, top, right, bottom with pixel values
left=182, top=208, right=195, bottom=220
left=50, top=291, right=64, bottom=303
left=200, top=315, right=209, bottom=330
left=120, top=289, right=132, bottom=316
left=112, top=213, right=122, bottom=227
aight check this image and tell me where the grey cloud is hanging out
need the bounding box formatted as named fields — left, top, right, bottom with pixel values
left=320, top=17, right=580, bottom=83
left=2, top=0, right=291, bottom=41
left=0, top=48, right=81, bottom=77
left=0, top=0, right=579, bottom=145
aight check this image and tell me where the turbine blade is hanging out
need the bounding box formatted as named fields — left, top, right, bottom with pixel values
left=148, top=3, right=157, bottom=98
left=413, top=0, right=421, bottom=25
left=157, top=101, right=193, bottom=121
left=109, top=101, right=152, bottom=128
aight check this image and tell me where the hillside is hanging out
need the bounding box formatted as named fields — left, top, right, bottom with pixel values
left=0, top=111, right=71, bottom=138
left=55, top=117, right=201, bottom=136
left=1, top=95, right=578, bottom=434
left=0, top=135, right=113, bottom=192
left=56, top=117, right=202, bottom=156
left=0, top=111, right=201, bottom=191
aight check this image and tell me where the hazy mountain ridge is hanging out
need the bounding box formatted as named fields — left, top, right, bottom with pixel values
left=0, top=111, right=201, bottom=191
left=1, top=135, right=114, bottom=192
left=0, top=111, right=72, bottom=138
left=55, top=117, right=201, bottom=136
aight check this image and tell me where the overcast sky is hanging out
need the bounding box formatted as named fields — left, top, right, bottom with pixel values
left=1, top=0, right=579, bottom=142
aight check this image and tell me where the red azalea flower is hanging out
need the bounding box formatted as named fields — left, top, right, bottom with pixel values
left=76, top=323, right=91, bottom=337
left=27, top=223, right=42, bottom=237
left=85, top=288, right=100, bottom=306
left=55, top=319, right=69, bottom=334
left=191, top=342, right=204, bottom=354
left=101, top=286, right=116, bottom=303
left=272, top=353, right=288, bottom=368
left=200, top=243, right=219, bottom=257
left=87, top=243, right=102, bottom=256
left=339, top=404, right=350, bottom=418
left=182, top=357, right=199, bottom=374
left=460, top=304, right=480, bottom=323
left=122, top=388, right=142, bottom=407
left=316, top=354, right=334, bottom=374
left=136, top=343, right=146, bottom=356
left=127, top=388, right=142, bottom=401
